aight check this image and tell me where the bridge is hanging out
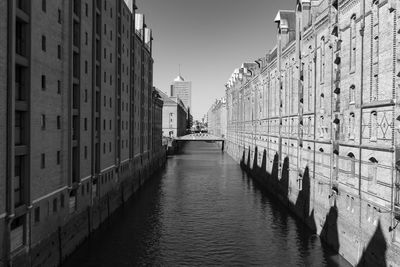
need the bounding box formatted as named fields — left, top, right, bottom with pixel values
left=174, top=133, right=225, bottom=150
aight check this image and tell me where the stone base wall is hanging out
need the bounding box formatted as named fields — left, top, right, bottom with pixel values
left=7, top=151, right=166, bottom=267
left=226, top=142, right=400, bottom=267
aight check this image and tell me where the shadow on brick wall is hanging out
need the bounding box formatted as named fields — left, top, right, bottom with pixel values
left=320, top=202, right=340, bottom=252
left=357, top=221, right=387, bottom=267
left=294, top=166, right=316, bottom=232
left=279, top=156, right=289, bottom=197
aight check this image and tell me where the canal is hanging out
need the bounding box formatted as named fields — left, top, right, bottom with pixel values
left=64, top=142, right=350, bottom=266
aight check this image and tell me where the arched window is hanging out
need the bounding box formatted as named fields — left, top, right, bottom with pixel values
left=320, top=116, right=325, bottom=138
left=347, top=153, right=356, bottom=183
left=368, top=157, right=378, bottom=193
left=349, top=84, right=355, bottom=104
left=320, top=93, right=325, bottom=108
left=350, top=14, right=357, bottom=72
left=320, top=37, right=325, bottom=83
left=370, top=111, right=378, bottom=141
left=349, top=112, right=355, bottom=140
left=333, top=150, right=339, bottom=180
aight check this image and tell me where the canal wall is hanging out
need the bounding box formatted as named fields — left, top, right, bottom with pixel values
left=225, top=142, right=400, bottom=267
left=9, top=150, right=166, bottom=267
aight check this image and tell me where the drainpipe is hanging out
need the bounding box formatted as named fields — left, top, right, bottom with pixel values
left=313, top=8, right=318, bottom=218
left=357, top=0, right=366, bottom=261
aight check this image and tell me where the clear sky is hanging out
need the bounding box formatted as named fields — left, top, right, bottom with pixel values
left=135, top=0, right=296, bottom=120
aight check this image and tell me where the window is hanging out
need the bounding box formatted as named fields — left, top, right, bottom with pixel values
left=366, top=204, right=372, bottom=221
left=57, top=80, right=61, bottom=94
left=103, top=143, right=106, bottom=154
left=60, top=194, right=65, bottom=208
left=349, top=113, right=355, bottom=140
left=349, top=85, right=355, bottom=104
left=84, top=146, right=87, bottom=159
left=319, top=37, right=325, bottom=83
left=85, top=3, right=88, bottom=17
left=34, top=207, right=40, bottom=223
left=58, top=9, right=62, bottom=24
left=368, top=157, right=378, bottom=193
left=41, top=75, right=46, bottom=90
left=53, top=198, right=58, bottom=213
left=42, top=0, right=46, bottom=12
left=109, top=142, right=111, bottom=152
left=103, top=119, right=106, bottom=130
left=57, top=151, right=61, bottom=165
left=14, top=156, right=23, bottom=207
left=85, top=32, right=88, bottom=45
left=319, top=116, right=325, bottom=138
left=84, top=89, right=88, bottom=103
left=41, top=153, right=46, bottom=169
left=370, top=111, right=378, bottom=141
left=350, top=15, right=357, bottom=72
left=347, top=153, right=356, bottom=183
left=41, top=35, right=46, bottom=51
left=84, top=118, right=87, bottom=131
left=41, top=114, right=46, bottom=130
left=85, top=60, right=88, bottom=74
left=104, top=48, right=107, bottom=59
left=57, top=116, right=61, bottom=129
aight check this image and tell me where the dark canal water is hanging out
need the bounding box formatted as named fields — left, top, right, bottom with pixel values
left=64, top=142, right=350, bottom=267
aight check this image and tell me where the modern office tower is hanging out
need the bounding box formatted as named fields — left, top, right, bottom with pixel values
left=0, top=0, right=164, bottom=265
left=170, top=74, right=192, bottom=110
left=220, top=0, right=400, bottom=266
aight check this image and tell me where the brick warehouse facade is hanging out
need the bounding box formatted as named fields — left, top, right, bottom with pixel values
left=0, top=0, right=165, bottom=266
left=215, top=0, right=400, bottom=265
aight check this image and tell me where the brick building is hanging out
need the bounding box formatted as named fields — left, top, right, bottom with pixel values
left=207, top=97, right=227, bottom=138
left=0, top=0, right=165, bottom=265
left=220, top=0, right=400, bottom=265
left=158, top=89, right=188, bottom=138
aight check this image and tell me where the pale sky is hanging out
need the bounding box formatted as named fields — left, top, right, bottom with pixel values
left=135, top=0, right=296, bottom=120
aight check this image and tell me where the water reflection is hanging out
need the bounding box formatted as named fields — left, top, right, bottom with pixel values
left=64, top=142, right=350, bottom=267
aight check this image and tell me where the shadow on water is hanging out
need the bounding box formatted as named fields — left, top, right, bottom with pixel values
left=240, top=146, right=353, bottom=266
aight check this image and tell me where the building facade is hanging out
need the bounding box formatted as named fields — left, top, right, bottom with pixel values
left=221, top=0, right=400, bottom=265
left=158, top=89, right=188, bottom=138
left=0, top=0, right=165, bottom=265
left=207, top=98, right=227, bottom=138
left=170, top=75, right=192, bottom=110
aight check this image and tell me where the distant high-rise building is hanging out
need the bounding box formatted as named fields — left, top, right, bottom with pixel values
left=170, top=75, right=192, bottom=110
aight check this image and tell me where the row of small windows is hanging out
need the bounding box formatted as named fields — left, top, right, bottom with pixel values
left=40, top=75, right=62, bottom=94
left=34, top=193, right=65, bottom=223
left=41, top=36, right=62, bottom=60
left=101, top=140, right=129, bottom=154
left=40, top=151, right=61, bottom=169
left=40, top=114, right=61, bottom=130
left=33, top=179, right=95, bottom=223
